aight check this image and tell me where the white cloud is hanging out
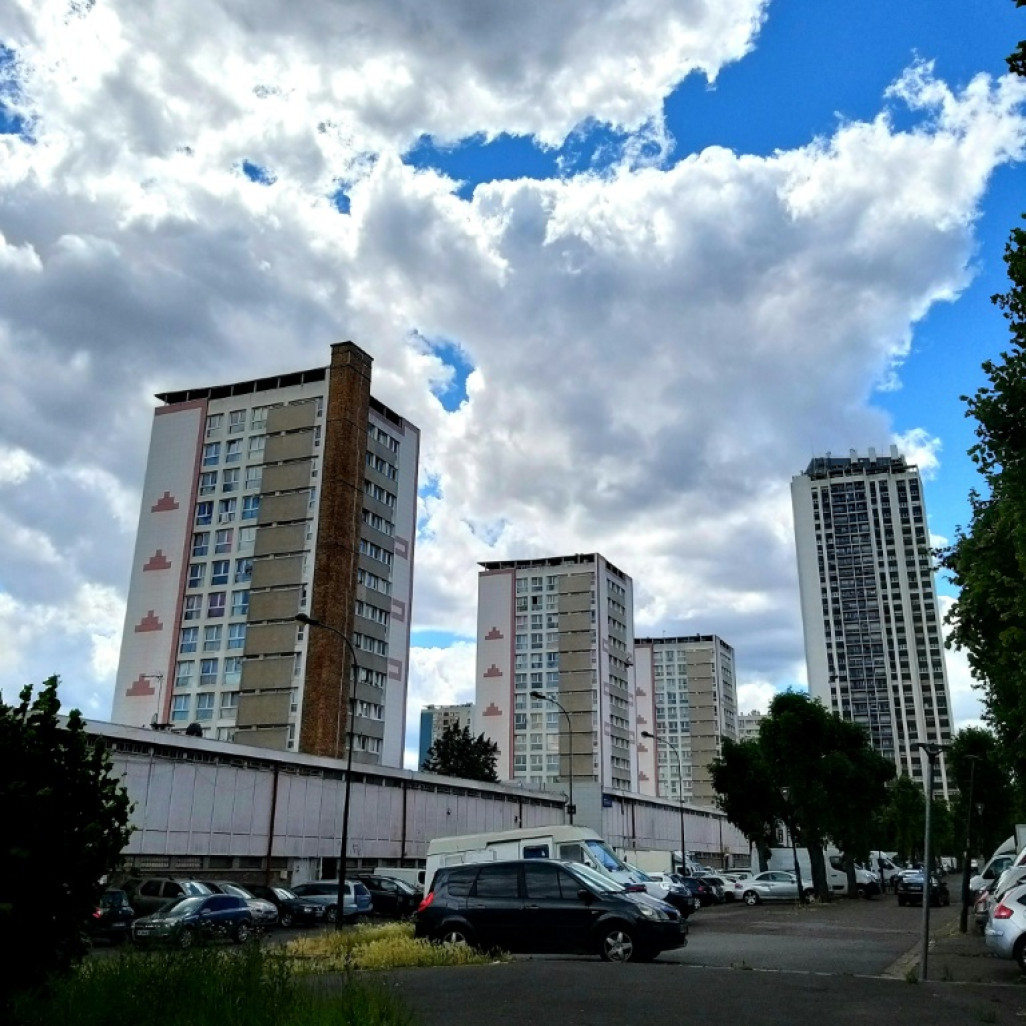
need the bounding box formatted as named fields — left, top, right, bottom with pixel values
left=0, top=1, right=1021, bottom=756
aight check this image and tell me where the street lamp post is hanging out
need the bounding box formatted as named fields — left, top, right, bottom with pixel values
left=530, top=691, right=574, bottom=824
left=296, top=612, right=359, bottom=930
left=641, top=731, right=686, bottom=874
left=780, top=787, right=805, bottom=906
left=959, top=755, right=981, bottom=934
left=915, top=741, right=950, bottom=980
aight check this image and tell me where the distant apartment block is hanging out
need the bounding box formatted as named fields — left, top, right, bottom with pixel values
left=113, top=342, right=419, bottom=767
left=419, top=702, right=475, bottom=768
left=476, top=554, right=636, bottom=791
left=737, top=709, right=765, bottom=743
left=634, top=635, right=738, bottom=806
left=791, top=447, right=952, bottom=796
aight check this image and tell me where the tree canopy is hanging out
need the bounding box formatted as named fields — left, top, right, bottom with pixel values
left=421, top=722, right=500, bottom=782
left=711, top=691, right=894, bottom=899
left=0, top=677, right=133, bottom=1003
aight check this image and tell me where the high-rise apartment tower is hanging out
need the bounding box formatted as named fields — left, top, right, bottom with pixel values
left=476, top=554, right=636, bottom=790
left=634, top=635, right=738, bottom=806
left=791, top=447, right=952, bottom=795
left=113, top=342, right=419, bottom=767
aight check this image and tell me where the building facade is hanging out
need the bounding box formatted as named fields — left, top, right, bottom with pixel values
left=113, top=342, right=419, bottom=768
left=791, top=447, right=952, bottom=795
left=737, top=709, right=765, bottom=743
left=418, top=702, right=475, bottom=769
left=634, top=635, right=738, bottom=806
left=475, top=554, right=636, bottom=792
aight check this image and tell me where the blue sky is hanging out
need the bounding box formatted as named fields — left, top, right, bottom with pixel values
left=0, top=0, right=1023, bottom=764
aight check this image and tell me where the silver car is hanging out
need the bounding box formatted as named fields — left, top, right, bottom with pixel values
left=984, top=880, right=1026, bottom=970
left=734, top=871, right=812, bottom=905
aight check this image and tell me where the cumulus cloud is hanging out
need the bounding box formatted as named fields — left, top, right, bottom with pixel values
left=0, top=0, right=1022, bottom=745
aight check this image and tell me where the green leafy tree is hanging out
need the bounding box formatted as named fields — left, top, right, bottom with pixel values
left=878, top=776, right=925, bottom=862
left=709, top=738, right=779, bottom=871
left=0, top=677, right=133, bottom=1004
left=939, top=2, right=1026, bottom=809
left=948, top=727, right=1014, bottom=864
left=422, top=723, right=500, bottom=782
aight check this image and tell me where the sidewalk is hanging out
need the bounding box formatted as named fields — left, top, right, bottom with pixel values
left=884, top=913, right=1026, bottom=985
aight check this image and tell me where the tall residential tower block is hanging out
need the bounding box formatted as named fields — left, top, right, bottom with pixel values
left=113, top=342, right=419, bottom=767
left=791, top=447, right=952, bottom=795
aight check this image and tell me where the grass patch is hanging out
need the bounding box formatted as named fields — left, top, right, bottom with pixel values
left=8, top=945, right=411, bottom=1026
left=284, top=921, right=504, bottom=972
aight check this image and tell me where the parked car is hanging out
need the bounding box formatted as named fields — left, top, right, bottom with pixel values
left=734, top=871, right=813, bottom=905
left=200, top=881, right=278, bottom=928
left=120, top=877, right=213, bottom=917
left=354, top=874, right=420, bottom=918
left=984, top=881, right=1026, bottom=970
left=697, top=875, right=730, bottom=903
left=896, top=870, right=950, bottom=907
left=246, top=883, right=326, bottom=927
left=86, top=889, right=135, bottom=945
left=414, top=858, right=687, bottom=963
left=292, top=880, right=373, bottom=920
left=131, top=894, right=253, bottom=948
left=641, top=872, right=699, bottom=917
left=676, top=875, right=722, bottom=906
left=973, top=867, right=1026, bottom=931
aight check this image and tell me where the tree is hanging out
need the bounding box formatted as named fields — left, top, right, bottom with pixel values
left=422, top=723, right=500, bottom=782
left=948, top=727, right=1014, bottom=864
left=0, top=677, right=133, bottom=1004
left=709, top=738, right=779, bottom=871
left=938, top=1, right=1026, bottom=811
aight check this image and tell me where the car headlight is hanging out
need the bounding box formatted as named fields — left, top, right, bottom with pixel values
left=638, top=905, right=668, bottom=921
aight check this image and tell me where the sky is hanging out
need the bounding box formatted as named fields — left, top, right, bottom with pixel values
left=0, top=0, right=1024, bottom=769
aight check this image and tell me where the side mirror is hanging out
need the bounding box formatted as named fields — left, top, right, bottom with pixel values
left=577, top=889, right=594, bottom=904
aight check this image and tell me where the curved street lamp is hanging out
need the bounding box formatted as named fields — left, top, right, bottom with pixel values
left=530, top=691, right=574, bottom=824
left=296, top=612, right=360, bottom=930
left=641, top=730, right=686, bottom=874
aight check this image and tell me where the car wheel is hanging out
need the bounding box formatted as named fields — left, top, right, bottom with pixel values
left=1015, top=936, right=1026, bottom=973
left=324, top=904, right=338, bottom=924
left=279, top=911, right=294, bottom=928
left=234, top=922, right=251, bottom=944
left=897, top=896, right=906, bottom=907
left=743, top=890, right=759, bottom=906
left=436, top=922, right=474, bottom=947
left=178, top=929, right=194, bottom=950
left=599, top=925, right=637, bottom=963
left=856, top=885, right=867, bottom=899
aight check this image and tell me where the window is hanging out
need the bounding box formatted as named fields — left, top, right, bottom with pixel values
left=198, top=471, right=217, bottom=495
left=245, top=466, right=262, bottom=490
left=211, top=560, right=230, bottom=586
left=195, top=623, right=218, bottom=650
left=171, top=695, right=190, bottom=722
left=187, top=563, right=205, bottom=588
left=228, top=409, right=246, bottom=434
left=200, top=659, right=218, bottom=687
left=251, top=406, right=270, bottom=431
left=222, top=467, right=240, bottom=492
left=242, top=496, right=260, bottom=520
left=220, top=691, right=239, bottom=715
left=179, top=627, right=198, bottom=653
left=174, top=661, right=194, bottom=687
left=231, top=590, right=249, bottom=617
left=191, top=532, right=209, bottom=557
left=235, top=558, right=253, bottom=583
left=473, top=865, right=520, bottom=899
left=196, top=693, right=215, bottom=720
left=208, top=592, right=226, bottom=617
left=202, top=442, right=220, bottom=466
left=228, top=623, right=246, bottom=649
left=183, top=594, right=202, bottom=621
left=225, top=439, right=243, bottom=463
left=248, top=435, right=266, bottom=459
left=224, top=658, right=242, bottom=686
left=205, top=413, right=223, bottom=436
left=218, top=498, right=237, bottom=523
left=214, top=528, right=233, bottom=554
left=195, top=502, right=213, bottom=526
left=237, top=527, right=257, bottom=553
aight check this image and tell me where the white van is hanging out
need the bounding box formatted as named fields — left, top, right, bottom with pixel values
left=971, top=836, right=1019, bottom=896
left=767, top=848, right=878, bottom=896
left=424, top=825, right=640, bottom=894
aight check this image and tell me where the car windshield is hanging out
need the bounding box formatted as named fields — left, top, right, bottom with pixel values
left=162, top=896, right=206, bottom=917
left=221, top=883, right=252, bottom=899
left=100, top=890, right=126, bottom=907
left=566, top=862, right=626, bottom=894
left=274, top=887, right=297, bottom=900
left=584, top=840, right=629, bottom=873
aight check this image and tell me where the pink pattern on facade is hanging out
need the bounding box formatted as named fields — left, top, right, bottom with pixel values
left=125, top=674, right=157, bottom=696
left=481, top=702, right=502, bottom=717
left=390, top=598, right=407, bottom=621
left=143, top=550, right=172, bottom=571
left=638, top=771, right=650, bottom=782
left=484, top=627, right=504, bottom=640
left=150, top=491, right=179, bottom=512
left=635, top=687, right=647, bottom=697
left=388, top=658, right=403, bottom=680
left=483, top=664, right=503, bottom=678
left=135, top=610, right=163, bottom=632
left=394, top=537, right=409, bottom=559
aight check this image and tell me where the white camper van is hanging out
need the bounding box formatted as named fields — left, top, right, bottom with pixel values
left=424, top=825, right=639, bottom=894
